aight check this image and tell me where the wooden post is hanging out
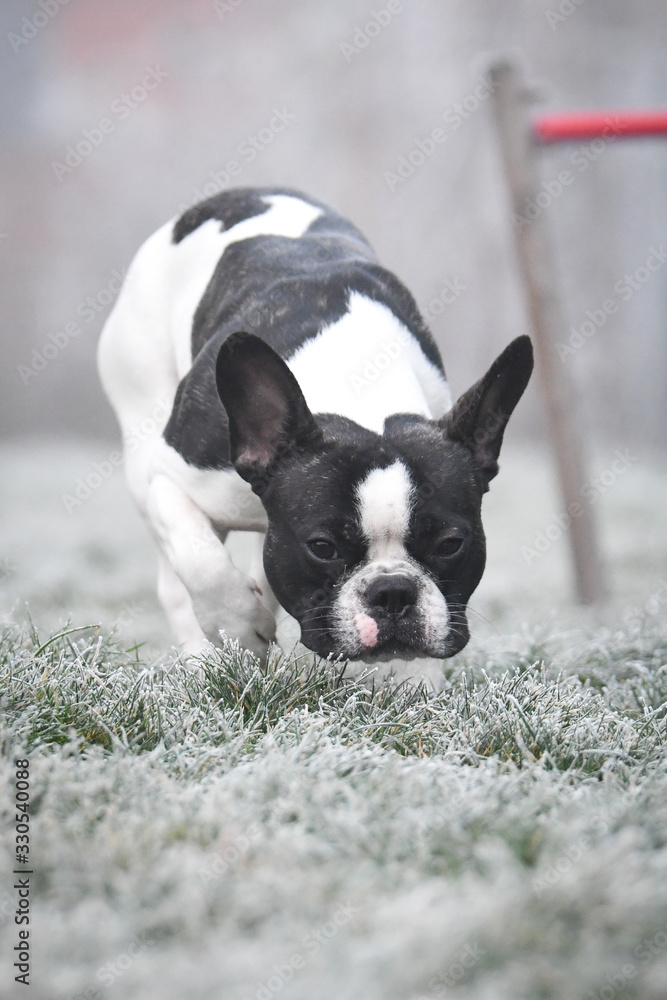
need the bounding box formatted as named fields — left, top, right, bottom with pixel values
left=489, top=60, right=607, bottom=604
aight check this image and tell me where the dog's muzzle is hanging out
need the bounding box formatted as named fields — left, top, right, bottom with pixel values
left=332, top=563, right=451, bottom=661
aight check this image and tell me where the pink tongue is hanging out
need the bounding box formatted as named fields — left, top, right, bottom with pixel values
left=354, top=613, right=378, bottom=648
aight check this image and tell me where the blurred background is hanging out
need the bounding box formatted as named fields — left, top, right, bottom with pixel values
left=1, top=0, right=665, bottom=652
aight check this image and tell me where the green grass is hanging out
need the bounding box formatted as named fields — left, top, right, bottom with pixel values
left=2, top=618, right=666, bottom=772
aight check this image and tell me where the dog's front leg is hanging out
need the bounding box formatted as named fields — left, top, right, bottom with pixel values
left=147, top=474, right=277, bottom=659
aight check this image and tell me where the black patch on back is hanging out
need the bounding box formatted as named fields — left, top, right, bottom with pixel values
left=172, top=188, right=270, bottom=244
left=164, top=187, right=446, bottom=469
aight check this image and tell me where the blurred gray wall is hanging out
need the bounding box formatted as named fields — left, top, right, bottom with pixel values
left=1, top=0, right=666, bottom=447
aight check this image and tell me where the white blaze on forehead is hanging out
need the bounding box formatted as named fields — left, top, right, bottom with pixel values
left=355, top=461, right=414, bottom=560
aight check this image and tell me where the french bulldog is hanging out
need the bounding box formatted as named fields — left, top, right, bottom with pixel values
left=98, top=187, right=533, bottom=666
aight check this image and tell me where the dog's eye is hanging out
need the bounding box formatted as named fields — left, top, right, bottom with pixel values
left=437, top=536, right=464, bottom=557
left=307, top=538, right=338, bottom=560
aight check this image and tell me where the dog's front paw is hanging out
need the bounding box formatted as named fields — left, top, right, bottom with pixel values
left=198, top=582, right=277, bottom=661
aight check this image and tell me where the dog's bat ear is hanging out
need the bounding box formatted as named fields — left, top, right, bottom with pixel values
left=216, top=332, right=322, bottom=490
left=440, top=336, right=533, bottom=489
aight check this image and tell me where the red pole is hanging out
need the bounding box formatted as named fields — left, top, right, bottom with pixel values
left=534, top=111, right=667, bottom=143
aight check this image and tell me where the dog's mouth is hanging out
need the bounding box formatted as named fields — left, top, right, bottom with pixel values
left=299, top=610, right=469, bottom=663
left=351, top=639, right=434, bottom=663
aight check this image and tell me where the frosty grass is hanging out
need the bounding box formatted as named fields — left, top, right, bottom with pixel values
left=1, top=614, right=667, bottom=1000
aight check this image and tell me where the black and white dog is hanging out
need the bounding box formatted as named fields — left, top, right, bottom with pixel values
left=98, top=187, right=533, bottom=668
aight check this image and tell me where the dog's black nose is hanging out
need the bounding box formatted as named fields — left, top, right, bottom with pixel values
left=365, top=574, right=419, bottom=616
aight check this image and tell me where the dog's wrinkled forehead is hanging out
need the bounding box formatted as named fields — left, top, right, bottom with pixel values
left=355, top=460, right=415, bottom=560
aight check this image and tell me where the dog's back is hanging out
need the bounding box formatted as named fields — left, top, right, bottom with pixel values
left=98, top=187, right=451, bottom=496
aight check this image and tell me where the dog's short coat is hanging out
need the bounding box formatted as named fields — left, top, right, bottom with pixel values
left=98, top=187, right=533, bottom=667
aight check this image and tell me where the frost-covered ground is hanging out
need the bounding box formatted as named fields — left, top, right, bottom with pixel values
left=1, top=438, right=667, bottom=1000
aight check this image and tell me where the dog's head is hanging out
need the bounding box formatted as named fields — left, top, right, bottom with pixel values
left=216, top=333, right=533, bottom=661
